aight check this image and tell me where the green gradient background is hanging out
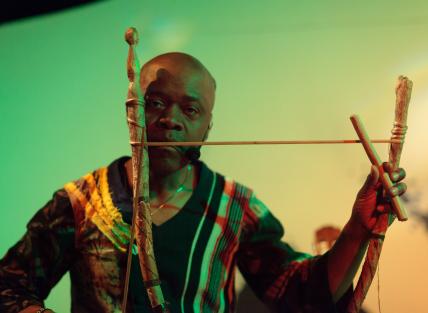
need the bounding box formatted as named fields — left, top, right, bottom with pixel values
left=1, top=1, right=428, bottom=311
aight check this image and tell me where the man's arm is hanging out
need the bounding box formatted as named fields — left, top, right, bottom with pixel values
left=327, top=164, right=406, bottom=301
left=237, top=194, right=351, bottom=312
left=327, top=219, right=370, bottom=302
left=0, top=189, right=75, bottom=313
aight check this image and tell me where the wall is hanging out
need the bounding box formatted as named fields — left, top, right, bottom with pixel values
left=1, top=1, right=427, bottom=311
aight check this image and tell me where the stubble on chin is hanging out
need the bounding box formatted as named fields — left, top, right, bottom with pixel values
left=148, top=147, right=187, bottom=175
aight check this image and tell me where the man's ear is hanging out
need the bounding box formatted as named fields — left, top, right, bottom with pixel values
left=202, top=122, right=213, bottom=141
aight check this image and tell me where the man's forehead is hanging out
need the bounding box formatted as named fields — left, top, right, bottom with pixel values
left=142, top=57, right=210, bottom=82
left=140, top=54, right=215, bottom=109
left=141, top=63, right=203, bottom=86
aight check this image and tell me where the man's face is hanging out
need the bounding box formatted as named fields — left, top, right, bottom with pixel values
left=140, top=58, right=215, bottom=172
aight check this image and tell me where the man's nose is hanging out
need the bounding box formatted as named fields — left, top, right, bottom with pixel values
left=158, top=104, right=184, bottom=131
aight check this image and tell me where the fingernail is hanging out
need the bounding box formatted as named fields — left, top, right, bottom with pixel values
left=392, top=172, right=399, bottom=181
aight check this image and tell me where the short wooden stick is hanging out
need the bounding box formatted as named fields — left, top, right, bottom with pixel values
left=350, top=115, right=408, bottom=221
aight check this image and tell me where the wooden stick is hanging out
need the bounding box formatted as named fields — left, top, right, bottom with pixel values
left=348, top=76, right=413, bottom=313
left=128, top=139, right=400, bottom=147
left=350, top=115, right=408, bottom=221
left=123, top=27, right=168, bottom=313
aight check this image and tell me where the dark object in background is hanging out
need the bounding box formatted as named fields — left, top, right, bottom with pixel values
left=313, top=225, right=341, bottom=255
left=1, top=0, right=104, bottom=25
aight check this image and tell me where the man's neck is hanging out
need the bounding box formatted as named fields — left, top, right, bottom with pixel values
left=150, top=164, right=192, bottom=198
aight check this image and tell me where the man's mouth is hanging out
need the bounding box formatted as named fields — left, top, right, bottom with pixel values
left=147, top=134, right=189, bottom=156
left=148, top=140, right=183, bottom=154
left=148, top=133, right=181, bottom=142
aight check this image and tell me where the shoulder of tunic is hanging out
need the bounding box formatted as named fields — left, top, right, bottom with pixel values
left=63, top=164, right=130, bottom=252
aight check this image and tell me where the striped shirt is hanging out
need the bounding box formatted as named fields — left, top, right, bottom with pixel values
left=0, top=157, right=349, bottom=312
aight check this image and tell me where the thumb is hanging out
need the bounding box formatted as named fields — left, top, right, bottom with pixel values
left=360, top=165, right=380, bottom=194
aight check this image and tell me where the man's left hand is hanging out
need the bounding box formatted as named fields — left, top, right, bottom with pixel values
left=349, top=162, right=407, bottom=238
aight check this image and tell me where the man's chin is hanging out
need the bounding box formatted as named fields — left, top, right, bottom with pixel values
left=148, top=147, right=185, bottom=172
left=150, top=145, right=178, bottom=153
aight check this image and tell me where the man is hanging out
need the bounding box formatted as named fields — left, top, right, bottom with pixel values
left=0, top=52, right=406, bottom=313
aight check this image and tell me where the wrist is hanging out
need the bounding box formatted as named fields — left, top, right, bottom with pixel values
left=344, top=218, right=371, bottom=242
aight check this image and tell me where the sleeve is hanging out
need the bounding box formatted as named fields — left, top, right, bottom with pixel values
left=237, top=195, right=351, bottom=313
left=0, top=189, right=76, bottom=313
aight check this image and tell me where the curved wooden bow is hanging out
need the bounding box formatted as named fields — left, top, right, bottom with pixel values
left=120, top=26, right=412, bottom=313
left=122, top=27, right=169, bottom=313
left=348, top=76, right=413, bottom=312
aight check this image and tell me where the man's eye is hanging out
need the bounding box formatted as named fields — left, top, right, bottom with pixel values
left=184, top=106, right=199, bottom=116
left=147, top=99, right=165, bottom=109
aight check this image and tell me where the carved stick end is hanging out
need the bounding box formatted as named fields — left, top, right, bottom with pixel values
left=125, top=27, right=139, bottom=46
left=125, top=27, right=141, bottom=85
left=394, top=76, right=413, bottom=125
left=389, top=76, right=413, bottom=172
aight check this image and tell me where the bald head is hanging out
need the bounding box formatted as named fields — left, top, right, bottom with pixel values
left=141, top=53, right=215, bottom=170
left=141, top=52, right=216, bottom=87
left=140, top=52, right=216, bottom=112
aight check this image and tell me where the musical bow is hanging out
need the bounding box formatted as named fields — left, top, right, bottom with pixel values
left=121, top=26, right=412, bottom=313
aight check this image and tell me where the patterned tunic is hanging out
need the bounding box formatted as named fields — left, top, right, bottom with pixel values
left=0, top=157, right=349, bottom=312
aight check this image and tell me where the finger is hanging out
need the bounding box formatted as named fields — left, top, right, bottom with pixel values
left=382, top=162, right=406, bottom=182
left=361, top=165, right=380, bottom=193
left=376, top=203, right=389, bottom=214
left=383, top=161, right=393, bottom=174
left=388, top=182, right=407, bottom=197
left=369, top=165, right=380, bottom=186
left=391, top=168, right=406, bottom=182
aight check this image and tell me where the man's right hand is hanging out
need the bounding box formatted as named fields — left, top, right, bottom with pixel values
left=19, top=306, right=54, bottom=313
